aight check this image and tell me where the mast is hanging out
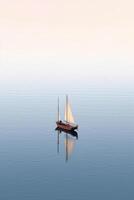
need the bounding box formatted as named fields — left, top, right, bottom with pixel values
left=66, top=95, right=68, bottom=123
left=58, top=97, right=60, bottom=121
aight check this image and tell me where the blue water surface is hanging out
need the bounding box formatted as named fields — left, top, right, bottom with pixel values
left=0, top=88, right=133, bottom=200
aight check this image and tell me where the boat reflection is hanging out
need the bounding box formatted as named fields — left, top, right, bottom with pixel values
left=55, top=128, right=78, bottom=162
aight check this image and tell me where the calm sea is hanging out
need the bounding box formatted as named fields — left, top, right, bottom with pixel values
left=0, top=88, right=133, bottom=200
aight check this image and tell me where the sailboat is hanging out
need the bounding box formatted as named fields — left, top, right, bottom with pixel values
left=56, top=95, right=78, bottom=131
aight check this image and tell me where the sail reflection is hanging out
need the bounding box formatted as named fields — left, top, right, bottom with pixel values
left=55, top=128, right=78, bottom=162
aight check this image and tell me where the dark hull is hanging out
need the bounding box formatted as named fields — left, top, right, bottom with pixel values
left=55, top=127, right=78, bottom=138
left=56, top=121, right=78, bottom=131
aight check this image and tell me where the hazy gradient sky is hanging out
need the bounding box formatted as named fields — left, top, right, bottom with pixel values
left=0, top=0, right=134, bottom=90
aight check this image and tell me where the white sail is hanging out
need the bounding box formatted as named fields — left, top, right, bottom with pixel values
left=68, top=103, right=75, bottom=123
left=64, top=102, right=75, bottom=124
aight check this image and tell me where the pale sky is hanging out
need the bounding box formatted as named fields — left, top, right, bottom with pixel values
left=0, top=0, right=134, bottom=89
